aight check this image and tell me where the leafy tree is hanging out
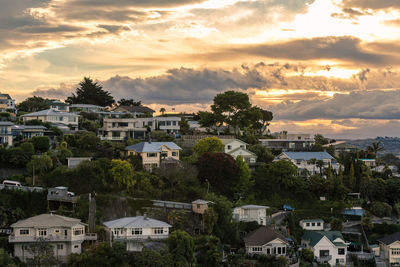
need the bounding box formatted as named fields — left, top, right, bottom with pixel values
left=193, top=137, right=224, bottom=156
left=203, top=207, right=218, bottom=235
left=247, top=144, right=274, bottom=163
left=19, top=142, right=35, bottom=159
left=68, top=242, right=126, bottom=266
left=26, top=240, right=59, bottom=266
left=117, top=98, right=141, bottom=106
left=132, top=248, right=173, bottom=267
left=330, top=218, right=343, bottom=231
left=66, top=77, right=115, bottom=107
left=0, top=248, right=16, bottom=266
left=361, top=216, right=373, bottom=231
left=197, top=152, right=239, bottom=198
left=168, top=210, right=188, bottom=230
left=151, top=130, right=174, bottom=142
left=17, top=96, right=50, bottom=112
left=195, top=235, right=222, bottom=267
left=29, top=136, right=50, bottom=153
left=76, top=131, right=100, bottom=151
left=180, top=117, right=190, bottom=134
left=314, top=134, right=329, bottom=145
left=167, top=230, right=195, bottom=267
left=234, top=156, right=253, bottom=198
left=370, top=201, right=392, bottom=217
left=348, top=163, right=355, bottom=190
left=27, top=154, right=53, bottom=180
left=109, top=159, right=136, bottom=190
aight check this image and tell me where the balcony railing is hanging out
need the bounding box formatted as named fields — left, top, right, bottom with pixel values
left=99, top=136, right=126, bottom=141
left=85, top=233, right=97, bottom=241
left=8, top=234, right=78, bottom=243
left=113, top=234, right=169, bottom=241
left=316, top=255, right=332, bottom=263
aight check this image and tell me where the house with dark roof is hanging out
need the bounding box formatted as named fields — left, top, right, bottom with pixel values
left=274, top=151, right=340, bottom=176
left=301, top=230, right=349, bottom=266
left=377, top=232, right=400, bottom=266
left=103, top=216, right=171, bottom=252
left=243, top=226, right=289, bottom=257
left=0, top=93, right=17, bottom=114
left=126, top=142, right=181, bottom=170
left=220, top=139, right=257, bottom=165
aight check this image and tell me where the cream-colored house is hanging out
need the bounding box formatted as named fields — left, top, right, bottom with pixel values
left=125, top=142, right=181, bottom=170
left=21, top=109, right=79, bottom=131
left=8, top=213, right=95, bottom=263
left=192, top=199, right=213, bottom=215
left=378, top=232, right=400, bottom=266
left=299, top=219, right=324, bottom=231
left=103, top=216, right=171, bottom=252
left=0, top=121, right=14, bottom=146
left=244, top=226, right=289, bottom=256
left=233, top=205, right=269, bottom=226
left=220, top=139, right=257, bottom=165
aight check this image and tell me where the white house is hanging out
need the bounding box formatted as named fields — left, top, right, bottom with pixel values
left=125, top=142, right=181, bottom=170
left=0, top=121, right=14, bottom=146
left=301, top=230, right=348, bottom=266
left=0, top=93, right=17, bottom=114
left=8, top=213, right=95, bottom=263
left=244, top=226, right=289, bottom=256
left=103, top=216, right=171, bottom=252
left=377, top=232, right=400, bottom=266
left=220, top=139, right=257, bottom=165
left=67, top=157, right=91, bottom=168
left=299, top=219, right=324, bottom=231
left=233, top=205, right=269, bottom=226
left=274, top=151, right=340, bottom=176
left=21, top=109, right=79, bottom=131
left=12, top=125, right=46, bottom=140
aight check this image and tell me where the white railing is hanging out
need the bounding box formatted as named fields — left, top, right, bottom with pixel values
left=85, top=233, right=97, bottom=241
left=9, top=234, right=73, bottom=242
left=99, top=136, right=126, bottom=141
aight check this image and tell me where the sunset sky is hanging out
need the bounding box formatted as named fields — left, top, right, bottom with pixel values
left=1, top=0, right=400, bottom=138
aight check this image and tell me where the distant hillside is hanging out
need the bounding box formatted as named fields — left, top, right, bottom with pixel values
left=345, top=137, right=400, bottom=156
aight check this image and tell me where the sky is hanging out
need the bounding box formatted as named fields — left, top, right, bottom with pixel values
left=1, top=0, right=400, bottom=139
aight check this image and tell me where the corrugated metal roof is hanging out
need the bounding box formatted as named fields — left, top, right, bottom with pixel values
left=125, top=142, right=181, bottom=153
left=11, top=214, right=83, bottom=228
left=103, top=216, right=171, bottom=228
left=21, top=109, right=78, bottom=117
left=282, top=151, right=334, bottom=160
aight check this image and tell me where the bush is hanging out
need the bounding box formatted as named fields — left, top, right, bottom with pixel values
left=30, top=136, right=50, bottom=153
left=370, top=201, right=392, bottom=217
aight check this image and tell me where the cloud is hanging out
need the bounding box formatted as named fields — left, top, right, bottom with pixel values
left=341, top=0, right=400, bottom=10
left=272, top=90, right=400, bottom=121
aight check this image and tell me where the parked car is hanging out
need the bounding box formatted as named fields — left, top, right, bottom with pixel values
left=282, top=204, right=294, bottom=211
left=67, top=191, right=75, bottom=197
left=2, top=180, right=21, bottom=187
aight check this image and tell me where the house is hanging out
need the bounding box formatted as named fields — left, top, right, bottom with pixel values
left=112, top=105, right=155, bottom=117
left=323, top=141, right=358, bottom=156
left=12, top=125, right=46, bottom=140
left=125, top=142, right=181, bottom=170
left=0, top=121, right=14, bottom=146
left=260, top=132, right=314, bottom=151
left=0, top=93, right=17, bottom=114
left=343, top=207, right=364, bottom=217
left=67, top=157, right=91, bottom=168
left=244, top=226, right=289, bottom=256
left=301, top=230, right=348, bottom=266
left=370, top=244, right=380, bottom=257
left=274, top=151, right=340, bottom=176
left=8, top=213, right=94, bottom=263
left=47, top=186, right=78, bottom=206
left=233, top=205, right=269, bottom=226
left=49, top=100, right=69, bottom=112
left=220, top=139, right=257, bottom=165
left=377, top=232, right=400, bottom=266
left=103, top=216, right=171, bottom=252
left=192, top=199, right=213, bottom=214
left=359, top=158, right=376, bottom=168
left=299, top=219, right=324, bottom=230
left=21, top=109, right=79, bottom=131
left=68, top=104, right=103, bottom=113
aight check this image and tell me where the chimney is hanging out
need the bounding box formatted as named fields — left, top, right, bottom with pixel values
left=143, top=213, right=148, bottom=220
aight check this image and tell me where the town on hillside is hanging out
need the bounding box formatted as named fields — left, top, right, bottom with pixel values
left=1, top=78, right=400, bottom=267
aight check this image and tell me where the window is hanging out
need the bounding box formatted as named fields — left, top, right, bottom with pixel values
left=161, top=152, right=168, bottom=158
left=55, top=230, right=60, bottom=233
left=306, top=223, right=310, bottom=226
left=240, top=145, right=244, bottom=148
left=147, top=153, right=157, bottom=157
left=320, top=250, right=329, bottom=257
left=282, top=247, right=286, bottom=254
left=392, top=248, right=400, bottom=255
left=252, top=247, right=262, bottom=252
left=57, top=244, right=63, bottom=250
left=153, top=228, right=164, bottom=235
left=317, top=222, right=321, bottom=226
left=338, top=248, right=345, bottom=255
left=20, top=229, right=29, bottom=235
left=38, top=228, right=47, bottom=236
left=167, top=121, right=171, bottom=126
left=148, top=122, right=153, bottom=126
left=73, top=228, right=84, bottom=236
left=132, top=228, right=142, bottom=235
left=22, top=245, right=30, bottom=250
left=266, top=248, right=270, bottom=254
left=227, top=145, right=231, bottom=150
left=119, top=122, right=128, bottom=127
left=172, top=152, right=177, bottom=156
left=312, top=223, right=315, bottom=226
left=172, top=121, right=176, bottom=126
left=74, top=245, right=79, bottom=248
left=159, top=121, right=166, bottom=126
left=68, top=117, right=76, bottom=122
left=278, top=247, right=281, bottom=254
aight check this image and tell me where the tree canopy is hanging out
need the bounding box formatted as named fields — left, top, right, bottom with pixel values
left=66, top=77, right=115, bottom=107
left=117, top=98, right=141, bottom=106
left=17, top=96, right=50, bottom=112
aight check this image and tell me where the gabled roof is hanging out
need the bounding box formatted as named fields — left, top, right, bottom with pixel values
left=220, top=138, right=248, bottom=146
left=237, top=205, right=269, bottom=210
left=192, top=199, right=213, bottom=205
left=280, top=151, right=334, bottom=161
left=300, top=219, right=324, bottom=223
left=378, top=232, right=400, bottom=245
left=21, top=109, right=78, bottom=117
left=302, top=230, right=346, bottom=247
left=114, top=105, right=155, bottom=114
left=103, top=216, right=171, bottom=229
left=0, top=93, right=12, bottom=99
left=227, top=147, right=257, bottom=157
left=244, top=226, right=287, bottom=246
left=11, top=214, right=83, bottom=228
left=126, top=142, right=181, bottom=152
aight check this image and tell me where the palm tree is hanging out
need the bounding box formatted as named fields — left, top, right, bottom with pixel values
left=316, top=160, right=324, bottom=176
left=309, top=158, right=317, bottom=175
left=159, top=107, right=166, bottom=116
left=367, top=141, right=384, bottom=158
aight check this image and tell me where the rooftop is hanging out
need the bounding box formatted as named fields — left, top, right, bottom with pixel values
left=378, top=232, right=400, bottom=245
left=21, top=109, right=78, bottom=117
left=237, top=205, right=269, bottom=210
left=11, top=214, right=83, bottom=228
left=244, top=226, right=287, bottom=246
left=302, top=230, right=346, bottom=247
left=280, top=151, right=334, bottom=161
left=114, top=105, right=155, bottom=114
left=126, top=142, right=181, bottom=153
left=103, top=216, right=171, bottom=229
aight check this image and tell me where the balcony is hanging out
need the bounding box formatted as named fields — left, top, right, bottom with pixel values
left=316, top=255, right=332, bottom=263
left=9, top=234, right=73, bottom=243
left=113, top=234, right=169, bottom=241
left=85, top=233, right=97, bottom=241
left=99, top=136, right=126, bottom=141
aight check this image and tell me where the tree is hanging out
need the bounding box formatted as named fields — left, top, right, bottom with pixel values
left=316, top=160, right=324, bottom=175
left=133, top=248, right=173, bottom=267
left=167, top=230, right=195, bottom=267
left=301, top=249, right=314, bottom=263
left=180, top=117, right=190, bottom=135
left=314, top=134, right=329, bottom=145
left=234, top=156, right=253, bottom=198
left=361, top=216, right=373, bottom=231
left=109, top=159, right=136, bottom=190
left=247, top=144, right=274, bottom=163
left=203, top=207, right=218, bottom=234
left=27, top=154, right=53, bottom=179
left=193, top=137, right=224, bottom=156
left=370, top=202, right=392, bottom=217
left=26, top=240, right=59, bottom=266
left=29, top=136, right=50, bottom=153
left=117, top=98, right=141, bottom=106
left=76, top=131, right=100, bottom=151
left=66, top=77, right=115, bottom=107
left=195, top=235, right=222, bottom=267
left=0, top=248, right=16, bottom=266
left=160, top=107, right=166, bottom=115
left=330, top=218, right=343, bottom=231
left=168, top=210, right=188, bottom=230
left=17, top=96, right=50, bottom=112
left=367, top=141, right=384, bottom=158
